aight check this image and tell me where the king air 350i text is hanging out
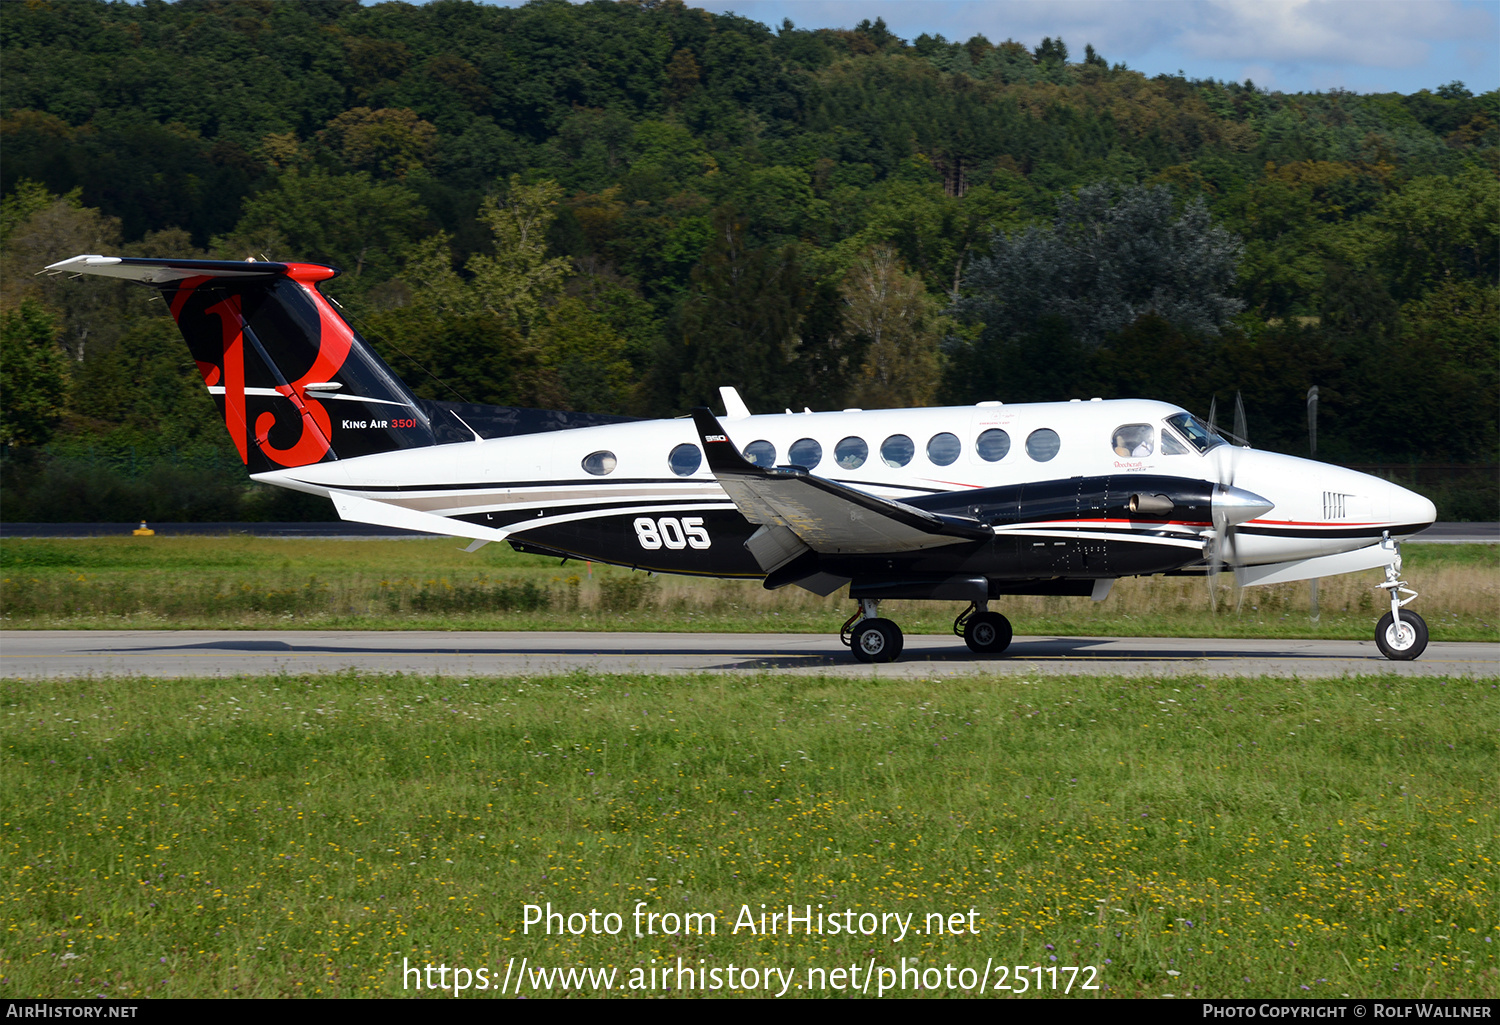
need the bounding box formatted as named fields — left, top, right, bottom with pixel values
left=47, top=255, right=1438, bottom=663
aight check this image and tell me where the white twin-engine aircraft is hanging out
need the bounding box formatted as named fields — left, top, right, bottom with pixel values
left=48, top=255, right=1438, bottom=662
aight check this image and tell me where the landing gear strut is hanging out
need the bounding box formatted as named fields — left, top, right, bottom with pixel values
left=954, top=602, right=1013, bottom=655
left=1375, top=537, right=1427, bottom=661
left=842, top=598, right=904, bottom=664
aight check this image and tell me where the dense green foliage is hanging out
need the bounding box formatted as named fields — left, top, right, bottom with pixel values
left=1, top=0, right=1495, bottom=519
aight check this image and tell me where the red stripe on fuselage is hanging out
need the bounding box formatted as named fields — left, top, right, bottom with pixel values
left=1246, top=519, right=1384, bottom=527
left=1007, top=518, right=1211, bottom=529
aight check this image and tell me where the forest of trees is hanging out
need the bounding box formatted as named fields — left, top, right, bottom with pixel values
left=1, top=0, right=1496, bottom=520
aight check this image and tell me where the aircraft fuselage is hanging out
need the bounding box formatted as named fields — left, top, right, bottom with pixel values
left=258, top=398, right=1435, bottom=597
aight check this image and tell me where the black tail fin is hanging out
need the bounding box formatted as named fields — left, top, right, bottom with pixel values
left=45, top=255, right=437, bottom=473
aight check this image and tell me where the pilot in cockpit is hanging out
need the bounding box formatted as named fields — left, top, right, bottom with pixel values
left=1112, top=425, right=1155, bottom=458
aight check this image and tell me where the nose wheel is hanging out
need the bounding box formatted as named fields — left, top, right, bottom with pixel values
left=1376, top=611, right=1427, bottom=660
left=1374, top=537, right=1428, bottom=661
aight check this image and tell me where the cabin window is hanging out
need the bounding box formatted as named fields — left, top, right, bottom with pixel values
left=975, top=428, right=1011, bottom=462
left=1161, top=430, right=1189, bottom=455
left=1111, top=424, right=1155, bottom=458
left=835, top=436, right=868, bottom=469
left=668, top=443, right=702, bottom=476
left=788, top=437, right=822, bottom=469
left=881, top=434, right=914, bottom=467
left=582, top=450, right=617, bottom=476
left=742, top=440, right=776, bottom=467
left=1025, top=428, right=1060, bottom=462
left=927, top=432, right=961, bottom=466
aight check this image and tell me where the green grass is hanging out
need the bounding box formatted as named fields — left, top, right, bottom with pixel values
left=2, top=537, right=1496, bottom=641
left=3, top=670, right=1495, bottom=998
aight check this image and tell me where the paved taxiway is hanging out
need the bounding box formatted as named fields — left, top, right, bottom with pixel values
left=3, top=630, right=1496, bottom=678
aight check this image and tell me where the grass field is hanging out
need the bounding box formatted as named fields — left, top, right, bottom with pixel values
left=2, top=536, right=1496, bottom=642
left=3, top=669, right=1495, bottom=998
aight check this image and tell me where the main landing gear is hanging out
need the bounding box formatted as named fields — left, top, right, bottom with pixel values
left=841, top=599, right=904, bottom=663
left=954, top=601, right=1013, bottom=655
left=840, top=599, right=1014, bottom=663
left=1375, top=538, right=1427, bottom=661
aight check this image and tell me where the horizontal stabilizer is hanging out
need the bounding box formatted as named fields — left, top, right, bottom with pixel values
left=44, top=255, right=289, bottom=283
left=332, top=493, right=509, bottom=544
left=690, top=407, right=991, bottom=555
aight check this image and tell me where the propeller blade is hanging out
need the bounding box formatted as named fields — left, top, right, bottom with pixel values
left=1202, top=395, right=1262, bottom=615
left=1306, top=387, right=1319, bottom=620
left=1230, top=393, right=1250, bottom=608
left=1205, top=531, right=1222, bottom=614
left=1207, top=482, right=1271, bottom=617
left=1306, top=385, right=1318, bottom=458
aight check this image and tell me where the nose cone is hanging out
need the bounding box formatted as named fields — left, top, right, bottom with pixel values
left=1212, top=484, right=1275, bottom=527
left=1389, top=480, right=1437, bottom=532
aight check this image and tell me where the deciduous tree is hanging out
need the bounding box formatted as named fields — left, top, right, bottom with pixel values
left=0, top=300, right=70, bottom=447
left=841, top=247, right=940, bottom=408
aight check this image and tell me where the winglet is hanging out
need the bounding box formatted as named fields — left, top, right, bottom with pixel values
left=690, top=407, right=762, bottom=475
left=718, top=386, right=751, bottom=419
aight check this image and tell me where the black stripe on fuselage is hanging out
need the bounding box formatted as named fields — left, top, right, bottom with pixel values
left=451, top=498, right=729, bottom=529
left=306, top=476, right=689, bottom=493
left=1237, top=522, right=1429, bottom=540
left=299, top=475, right=947, bottom=496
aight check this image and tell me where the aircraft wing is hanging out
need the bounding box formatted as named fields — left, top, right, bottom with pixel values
left=690, top=408, right=991, bottom=555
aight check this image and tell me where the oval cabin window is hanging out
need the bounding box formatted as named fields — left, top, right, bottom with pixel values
left=976, top=428, right=1011, bottom=462
left=582, top=450, right=618, bottom=476
left=668, top=443, right=702, bottom=476
left=881, top=434, right=914, bottom=468
left=927, top=432, right=961, bottom=466
left=742, top=440, right=776, bottom=467
left=1025, top=429, right=1060, bottom=462
left=788, top=438, right=822, bottom=469
left=835, top=437, right=868, bottom=469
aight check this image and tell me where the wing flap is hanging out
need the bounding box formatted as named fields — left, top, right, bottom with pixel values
left=690, top=408, right=990, bottom=555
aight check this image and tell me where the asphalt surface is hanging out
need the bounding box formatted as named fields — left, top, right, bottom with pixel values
left=3, top=630, right=1495, bottom=679
left=3, top=522, right=1497, bottom=541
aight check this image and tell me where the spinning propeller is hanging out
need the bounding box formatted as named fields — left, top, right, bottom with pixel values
left=1204, top=392, right=1273, bottom=612
left=1307, top=386, right=1320, bottom=622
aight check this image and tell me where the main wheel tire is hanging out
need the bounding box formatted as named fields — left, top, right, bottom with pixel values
left=963, top=611, right=1013, bottom=654
left=1375, top=610, right=1428, bottom=661
left=851, top=618, right=904, bottom=664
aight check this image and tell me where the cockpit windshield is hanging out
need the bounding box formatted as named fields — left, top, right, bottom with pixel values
left=1164, top=412, right=1226, bottom=454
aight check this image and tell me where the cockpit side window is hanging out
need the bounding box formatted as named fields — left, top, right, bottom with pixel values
left=1111, top=424, right=1155, bottom=458
left=1164, top=412, right=1224, bottom=454
left=1160, top=430, right=1189, bottom=455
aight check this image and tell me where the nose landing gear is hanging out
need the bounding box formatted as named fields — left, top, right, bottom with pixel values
left=1375, top=536, right=1427, bottom=661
